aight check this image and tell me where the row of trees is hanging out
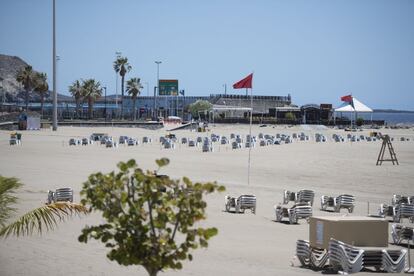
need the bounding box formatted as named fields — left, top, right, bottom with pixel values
left=15, top=65, right=49, bottom=115
left=68, top=76, right=143, bottom=120
left=113, top=55, right=144, bottom=120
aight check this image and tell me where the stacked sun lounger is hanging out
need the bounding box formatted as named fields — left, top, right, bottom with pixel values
left=283, top=190, right=315, bottom=206
left=295, top=240, right=329, bottom=269
left=393, top=203, right=414, bottom=223
left=391, top=224, right=414, bottom=245
left=47, top=187, right=74, bottom=204
left=275, top=203, right=312, bottom=224
left=329, top=238, right=364, bottom=274
left=225, top=195, right=256, bottom=214
left=321, top=194, right=355, bottom=213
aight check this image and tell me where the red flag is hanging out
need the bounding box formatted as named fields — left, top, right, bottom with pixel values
left=233, top=73, right=253, bottom=89
left=341, top=94, right=353, bottom=102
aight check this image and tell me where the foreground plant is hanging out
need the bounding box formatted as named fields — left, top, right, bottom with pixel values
left=0, top=175, right=88, bottom=238
left=78, top=158, right=225, bottom=276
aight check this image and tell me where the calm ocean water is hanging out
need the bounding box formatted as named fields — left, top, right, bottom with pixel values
left=351, top=112, right=414, bottom=124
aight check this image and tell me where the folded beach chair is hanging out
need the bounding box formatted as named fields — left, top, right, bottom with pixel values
left=296, top=239, right=311, bottom=267
left=47, top=187, right=73, bottom=204
left=328, top=238, right=364, bottom=274
left=321, top=194, right=355, bottom=213
left=381, top=249, right=407, bottom=273
left=225, top=195, right=256, bottom=214
left=393, top=203, right=414, bottom=223
left=142, top=136, right=152, bottom=143
left=275, top=203, right=312, bottom=224
left=391, top=224, right=413, bottom=245
left=283, top=190, right=315, bottom=206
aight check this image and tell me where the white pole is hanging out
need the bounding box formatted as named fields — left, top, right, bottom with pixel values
left=247, top=86, right=253, bottom=186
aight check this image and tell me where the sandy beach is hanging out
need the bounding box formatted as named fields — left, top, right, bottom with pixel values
left=0, top=124, right=413, bottom=276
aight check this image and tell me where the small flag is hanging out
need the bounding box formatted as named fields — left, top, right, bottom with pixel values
left=341, top=94, right=353, bottom=102
left=233, top=73, right=253, bottom=89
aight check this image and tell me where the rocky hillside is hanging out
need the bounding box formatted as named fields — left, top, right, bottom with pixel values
left=0, top=54, right=71, bottom=102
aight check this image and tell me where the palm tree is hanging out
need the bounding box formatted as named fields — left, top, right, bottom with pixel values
left=81, top=79, right=102, bottom=119
left=33, top=72, right=49, bottom=117
left=69, top=80, right=83, bottom=118
left=0, top=175, right=87, bottom=238
left=113, top=56, right=132, bottom=119
left=126, top=77, right=143, bottom=121
left=16, top=65, right=35, bottom=111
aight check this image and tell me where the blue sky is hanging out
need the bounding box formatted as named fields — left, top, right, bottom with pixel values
left=1, top=0, right=413, bottom=110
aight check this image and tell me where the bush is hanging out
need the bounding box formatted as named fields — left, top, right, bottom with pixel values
left=79, top=158, right=225, bottom=276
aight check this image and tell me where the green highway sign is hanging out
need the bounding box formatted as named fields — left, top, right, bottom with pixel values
left=159, top=79, right=178, bottom=96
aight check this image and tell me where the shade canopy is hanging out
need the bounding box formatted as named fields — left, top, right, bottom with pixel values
left=334, top=97, right=373, bottom=113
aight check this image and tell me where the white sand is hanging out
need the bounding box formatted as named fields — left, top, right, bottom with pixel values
left=0, top=125, right=413, bottom=275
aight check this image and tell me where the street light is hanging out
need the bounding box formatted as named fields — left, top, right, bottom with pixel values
left=52, top=0, right=57, bottom=131
left=103, top=86, right=107, bottom=121
left=155, top=61, right=162, bottom=118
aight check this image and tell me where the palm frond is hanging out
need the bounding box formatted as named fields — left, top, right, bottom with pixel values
left=0, top=202, right=88, bottom=238
left=0, top=176, right=22, bottom=228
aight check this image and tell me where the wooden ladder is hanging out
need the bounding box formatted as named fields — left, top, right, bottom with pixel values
left=376, top=135, right=399, bottom=165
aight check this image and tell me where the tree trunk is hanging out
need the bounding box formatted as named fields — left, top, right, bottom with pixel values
left=121, top=75, right=125, bottom=119
left=88, top=98, right=93, bottom=119
left=133, top=97, right=137, bottom=121
left=145, top=267, right=158, bottom=276
left=25, top=89, right=29, bottom=111
left=75, top=98, right=80, bottom=119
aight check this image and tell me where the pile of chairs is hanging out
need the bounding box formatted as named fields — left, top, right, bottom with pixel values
left=274, top=203, right=312, bottom=224
left=391, top=224, right=413, bottom=245
left=283, top=189, right=315, bottom=206
left=379, top=194, right=414, bottom=222
left=47, top=187, right=73, bottom=204
left=321, top=194, right=355, bottom=213
left=275, top=190, right=314, bottom=224
left=296, top=240, right=329, bottom=269
left=296, top=238, right=408, bottom=273
left=328, top=238, right=365, bottom=274
left=225, top=195, right=256, bottom=214
left=202, top=137, right=213, bottom=152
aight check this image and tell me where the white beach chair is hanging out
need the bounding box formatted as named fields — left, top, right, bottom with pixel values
left=47, top=187, right=73, bottom=203
left=391, top=224, right=413, bottom=245
left=393, top=203, right=414, bottom=223
left=321, top=194, right=355, bottom=213
left=225, top=195, right=256, bottom=214
left=328, top=238, right=364, bottom=274
left=274, top=203, right=312, bottom=224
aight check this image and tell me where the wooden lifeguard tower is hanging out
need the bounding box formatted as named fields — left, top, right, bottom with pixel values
left=376, top=134, right=399, bottom=166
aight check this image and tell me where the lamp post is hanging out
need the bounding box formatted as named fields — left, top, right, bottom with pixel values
left=52, top=0, right=57, bottom=131
left=155, top=61, right=161, bottom=118
left=103, top=86, right=107, bottom=121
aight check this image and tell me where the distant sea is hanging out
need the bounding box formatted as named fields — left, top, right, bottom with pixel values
left=346, top=112, right=414, bottom=124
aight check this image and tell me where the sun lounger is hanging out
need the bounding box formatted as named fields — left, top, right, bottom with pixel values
left=381, top=249, right=407, bottom=273
left=283, top=190, right=315, bottom=206
left=274, top=203, right=312, bottom=224
left=391, top=224, right=413, bottom=245
left=329, top=238, right=364, bottom=274
left=142, top=136, right=152, bottom=143
left=321, top=194, right=355, bottom=213
left=47, top=187, right=73, bottom=204
left=392, top=203, right=414, bottom=223
left=225, top=195, right=256, bottom=214
left=295, top=239, right=329, bottom=269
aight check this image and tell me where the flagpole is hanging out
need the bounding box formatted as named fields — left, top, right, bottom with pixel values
left=247, top=84, right=253, bottom=186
